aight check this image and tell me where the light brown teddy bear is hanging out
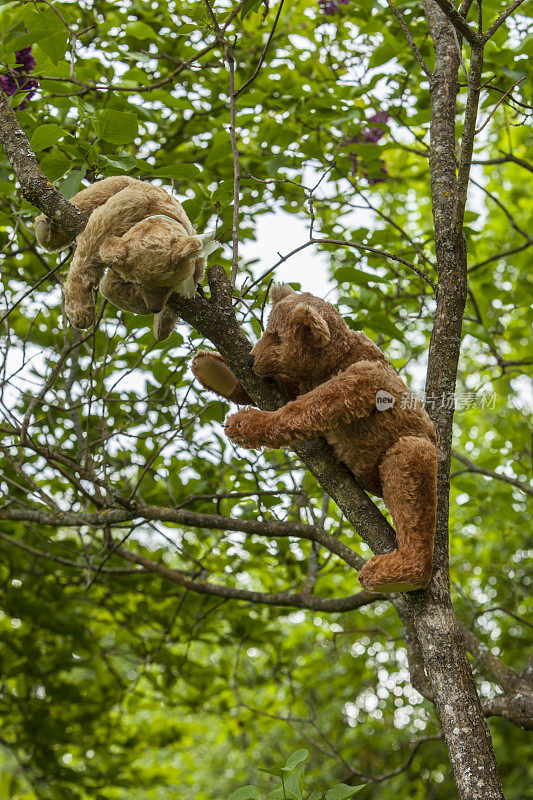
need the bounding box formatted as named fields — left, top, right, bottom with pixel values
left=35, top=176, right=213, bottom=340
left=192, top=284, right=438, bottom=594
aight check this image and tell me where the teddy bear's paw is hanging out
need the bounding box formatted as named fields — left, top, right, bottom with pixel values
left=153, top=308, right=177, bottom=341
left=225, top=409, right=269, bottom=449
left=65, top=299, right=96, bottom=329
left=358, top=551, right=432, bottom=594
left=173, top=274, right=197, bottom=299
left=192, top=352, right=239, bottom=398
left=192, top=352, right=253, bottom=405
left=35, top=215, right=71, bottom=252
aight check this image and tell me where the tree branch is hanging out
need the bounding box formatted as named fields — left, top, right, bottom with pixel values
left=114, top=545, right=383, bottom=612
left=453, top=42, right=484, bottom=229
left=458, top=620, right=532, bottom=698
left=483, top=0, right=526, bottom=43
left=0, top=503, right=367, bottom=570
left=430, top=0, right=480, bottom=44
left=0, top=529, right=136, bottom=574
left=0, top=90, right=88, bottom=239
left=471, top=154, right=533, bottom=174
left=481, top=693, right=533, bottom=730
left=452, top=450, right=533, bottom=496
left=226, top=41, right=241, bottom=285
left=385, top=1, right=432, bottom=79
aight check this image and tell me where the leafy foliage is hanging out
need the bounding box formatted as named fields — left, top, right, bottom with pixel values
left=0, top=1, right=531, bottom=799
left=227, top=750, right=366, bottom=800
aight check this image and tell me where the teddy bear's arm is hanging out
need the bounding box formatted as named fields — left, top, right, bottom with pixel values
left=63, top=184, right=154, bottom=328
left=35, top=176, right=139, bottom=252
left=226, top=360, right=388, bottom=448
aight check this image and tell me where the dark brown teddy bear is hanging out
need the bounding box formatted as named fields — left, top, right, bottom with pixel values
left=192, top=284, right=438, bottom=593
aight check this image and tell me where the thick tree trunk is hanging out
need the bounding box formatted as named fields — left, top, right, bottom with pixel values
left=404, top=4, right=505, bottom=798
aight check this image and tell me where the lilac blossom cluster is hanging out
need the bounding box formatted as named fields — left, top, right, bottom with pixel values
left=359, top=110, right=390, bottom=143
left=318, top=0, right=349, bottom=16
left=0, top=47, right=38, bottom=110
left=345, top=110, right=390, bottom=184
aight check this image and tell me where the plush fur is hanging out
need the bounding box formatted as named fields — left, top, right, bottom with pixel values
left=192, top=284, right=438, bottom=593
left=35, top=176, right=206, bottom=340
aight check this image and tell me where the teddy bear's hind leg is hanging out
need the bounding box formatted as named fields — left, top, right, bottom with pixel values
left=153, top=307, right=177, bottom=341
left=358, top=435, right=437, bottom=593
left=63, top=256, right=104, bottom=329
left=140, top=286, right=171, bottom=313
left=192, top=352, right=302, bottom=405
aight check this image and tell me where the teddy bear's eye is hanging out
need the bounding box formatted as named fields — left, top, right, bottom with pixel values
left=274, top=333, right=281, bottom=345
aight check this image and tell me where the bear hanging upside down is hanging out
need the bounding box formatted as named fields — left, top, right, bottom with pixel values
left=35, top=176, right=215, bottom=341
left=192, top=284, right=438, bottom=594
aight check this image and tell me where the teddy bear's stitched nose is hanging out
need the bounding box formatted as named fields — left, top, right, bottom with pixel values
left=246, top=353, right=255, bottom=368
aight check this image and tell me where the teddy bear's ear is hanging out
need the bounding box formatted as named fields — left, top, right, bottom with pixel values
left=271, top=283, right=296, bottom=304
left=171, top=235, right=203, bottom=260
left=290, top=302, right=330, bottom=346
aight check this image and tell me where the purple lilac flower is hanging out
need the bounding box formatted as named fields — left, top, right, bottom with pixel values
left=344, top=108, right=390, bottom=182
left=0, top=46, right=38, bottom=110
left=318, top=0, right=349, bottom=15
left=0, top=74, right=18, bottom=95
left=363, top=111, right=390, bottom=143
left=15, top=47, right=36, bottom=72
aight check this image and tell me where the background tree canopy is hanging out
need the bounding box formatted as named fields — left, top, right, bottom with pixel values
left=0, top=1, right=531, bottom=799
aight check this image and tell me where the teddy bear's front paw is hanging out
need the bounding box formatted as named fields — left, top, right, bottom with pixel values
left=225, top=409, right=269, bottom=449
left=65, top=299, right=96, bottom=329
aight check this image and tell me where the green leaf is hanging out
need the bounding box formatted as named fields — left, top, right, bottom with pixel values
left=25, top=8, right=67, bottom=64
left=364, top=313, right=404, bottom=341
left=240, top=0, right=263, bottom=20
left=30, top=124, right=65, bottom=152
left=39, top=150, right=70, bottom=181
left=335, top=267, right=375, bottom=287
left=227, top=786, right=261, bottom=800
left=95, top=110, right=139, bottom=145
left=265, top=791, right=285, bottom=800
left=284, top=771, right=303, bottom=799
left=283, top=750, right=308, bottom=772
left=124, top=21, right=159, bottom=40
left=308, top=793, right=322, bottom=800
left=58, top=167, right=87, bottom=199
left=152, top=163, right=202, bottom=180
left=99, top=153, right=137, bottom=173
left=325, top=784, right=367, bottom=800
left=258, top=765, right=284, bottom=778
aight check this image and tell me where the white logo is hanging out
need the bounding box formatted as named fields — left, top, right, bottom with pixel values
left=375, top=390, right=395, bottom=411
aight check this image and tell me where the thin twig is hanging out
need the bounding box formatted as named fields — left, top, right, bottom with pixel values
left=247, top=237, right=436, bottom=292
left=235, top=0, right=286, bottom=97
left=386, top=0, right=432, bottom=79
left=482, top=0, right=526, bottom=43
left=227, top=41, right=240, bottom=285
left=475, top=76, right=526, bottom=134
